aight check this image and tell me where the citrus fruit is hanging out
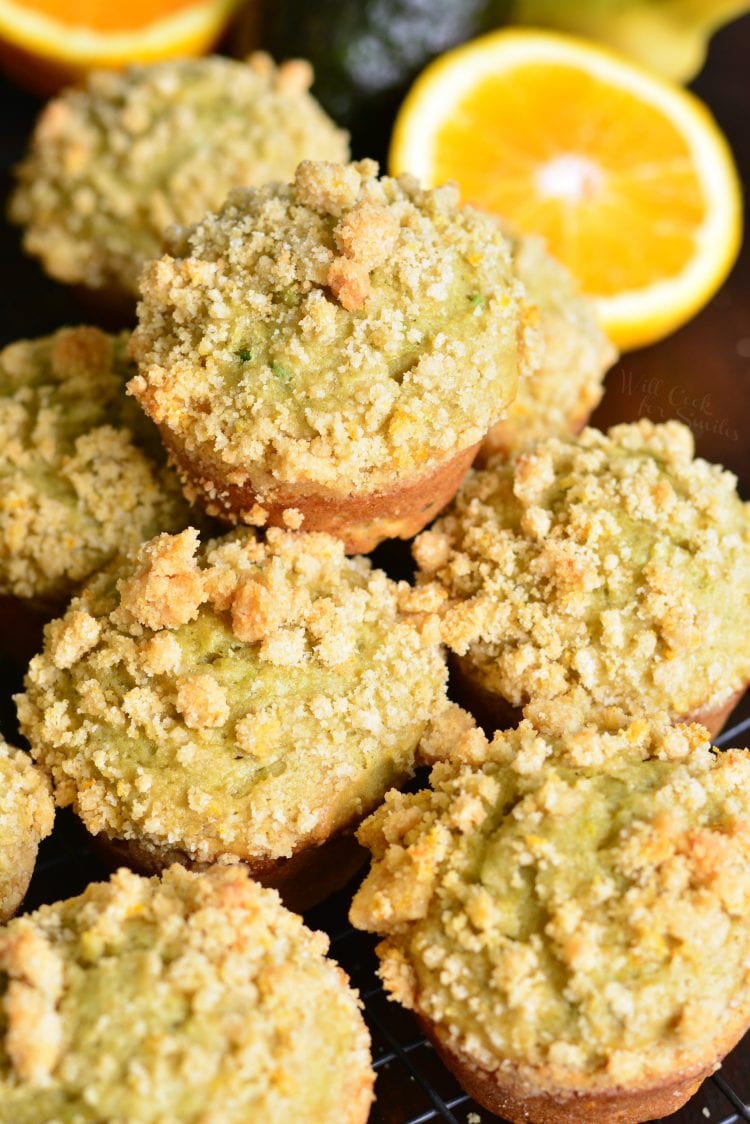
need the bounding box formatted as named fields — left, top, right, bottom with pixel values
left=390, top=29, right=742, bottom=350
left=512, top=0, right=750, bottom=84
left=0, top=0, right=244, bottom=95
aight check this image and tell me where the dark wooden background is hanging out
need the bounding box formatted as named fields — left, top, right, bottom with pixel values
left=0, top=11, right=748, bottom=1123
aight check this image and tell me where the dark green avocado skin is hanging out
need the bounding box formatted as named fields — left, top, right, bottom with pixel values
left=262, top=0, right=511, bottom=162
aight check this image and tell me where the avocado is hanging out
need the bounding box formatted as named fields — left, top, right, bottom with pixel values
left=259, top=0, right=511, bottom=161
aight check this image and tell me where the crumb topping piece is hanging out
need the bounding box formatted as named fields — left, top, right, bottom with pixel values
left=414, top=420, right=750, bottom=731
left=0, top=865, right=374, bottom=1121
left=17, top=526, right=447, bottom=863
left=482, top=231, right=616, bottom=458
left=9, top=55, right=349, bottom=297
left=117, top=528, right=207, bottom=631
left=328, top=198, right=400, bottom=310
left=0, top=741, right=54, bottom=923
left=0, top=327, right=191, bottom=603
left=129, top=159, right=539, bottom=492
left=351, top=709, right=750, bottom=1090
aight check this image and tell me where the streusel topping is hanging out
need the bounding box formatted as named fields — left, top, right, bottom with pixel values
left=0, top=741, right=54, bottom=922
left=482, top=231, right=615, bottom=458
left=17, top=526, right=447, bottom=861
left=0, top=327, right=190, bottom=603
left=351, top=709, right=750, bottom=1089
left=9, top=54, right=348, bottom=297
left=129, top=159, right=538, bottom=492
left=0, top=865, right=374, bottom=1122
left=414, top=420, right=750, bottom=732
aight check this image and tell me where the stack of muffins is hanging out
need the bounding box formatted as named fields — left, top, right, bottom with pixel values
left=1, top=51, right=749, bottom=1124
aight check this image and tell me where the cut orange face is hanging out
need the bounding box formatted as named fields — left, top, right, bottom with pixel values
left=0, top=0, right=244, bottom=94
left=390, top=30, right=742, bottom=350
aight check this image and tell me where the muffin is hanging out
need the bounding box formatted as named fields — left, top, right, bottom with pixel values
left=351, top=708, right=750, bottom=1123
left=0, top=863, right=374, bottom=1122
left=0, top=740, right=54, bottom=923
left=413, top=419, right=750, bottom=737
left=128, top=158, right=539, bottom=552
left=8, top=54, right=348, bottom=315
left=480, top=231, right=616, bottom=461
left=0, top=326, right=191, bottom=657
left=17, top=525, right=447, bottom=910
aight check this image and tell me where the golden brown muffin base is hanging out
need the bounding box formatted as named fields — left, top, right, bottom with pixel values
left=448, top=655, right=524, bottom=735
left=478, top=403, right=592, bottom=465
left=450, top=655, right=747, bottom=740
left=93, top=828, right=367, bottom=914
left=419, top=1014, right=721, bottom=1124
left=679, top=685, right=748, bottom=738
left=165, top=435, right=480, bottom=554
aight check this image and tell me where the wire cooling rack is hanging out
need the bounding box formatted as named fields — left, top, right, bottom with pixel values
left=12, top=697, right=750, bottom=1124
left=2, top=16, right=750, bottom=1118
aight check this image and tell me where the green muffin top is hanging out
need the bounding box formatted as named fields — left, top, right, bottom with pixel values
left=0, top=864, right=374, bottom=1123
left=0, top=741, right=54, bottom=923
left=351, top=708, right=750, bottom=1091
left=129, top=158, right=538, bottom=493
left=414, top=419, right=750, bottom=732
left=17, top=525, right=447, bottom=862
left=0, top=326, right=190, bottom=603
left=9, top=54, right=349, bottom=298
left=483, top=230, right=615, bottom=458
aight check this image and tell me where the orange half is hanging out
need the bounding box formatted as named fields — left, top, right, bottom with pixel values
left=0, top=0, right=244, bottom=93
left=390, top=30, right=742, bottom=350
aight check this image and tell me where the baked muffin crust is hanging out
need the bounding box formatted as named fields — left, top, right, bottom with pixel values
left=17, top=526, right=447, bottom=864
left=0, top=741, right=54, bottom=923
left=9, top=54, right=349, bottom=300
left=129, top=159, right=538, bottom=499
left=0, top=864, right=374, bottom=1122
left=0, top=326, right=190, bottom=604
left=351, top=709, right=750, bottom=1097
left=414, top=420, right=750, bottom=733
left=481, top=232, right=615, bottom=460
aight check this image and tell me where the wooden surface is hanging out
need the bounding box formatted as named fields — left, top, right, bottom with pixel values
left=0, top=12, right=749, bottom=1124
left=591, top=16, right=750, bottom=487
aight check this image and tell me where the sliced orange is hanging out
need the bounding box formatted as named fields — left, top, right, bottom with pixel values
left=390, top=30, right=742, bottom=351
left=0, top=0, right=244, bottom=94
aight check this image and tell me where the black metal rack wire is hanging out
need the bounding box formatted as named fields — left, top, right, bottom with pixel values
left=3, top=15, right=750, bottom=1120
left=19, top=710, right=750, bottom=1124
